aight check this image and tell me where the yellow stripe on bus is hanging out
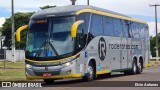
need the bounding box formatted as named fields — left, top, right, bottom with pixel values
left=76, top=9, right=147, bottom=24
left=96, top=70, right=111, bottom=75
left=26, top=74, right=82, bottom=80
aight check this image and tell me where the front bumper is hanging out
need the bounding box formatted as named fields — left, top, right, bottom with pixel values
left=26, top=74, right=81, bottom=80
left=25, top=60, right=82, bottom=80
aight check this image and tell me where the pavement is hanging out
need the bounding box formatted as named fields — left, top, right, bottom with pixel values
left=1, top=66, right=160, bottom=90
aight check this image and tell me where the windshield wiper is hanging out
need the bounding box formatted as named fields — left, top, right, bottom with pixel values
left=35, top=35, right=59, bottom=57
left=35, top=41, right=46, bottom=57
left=49, top=42, right=59, bottom=56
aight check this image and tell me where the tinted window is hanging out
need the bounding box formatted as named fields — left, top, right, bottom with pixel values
left=139, top=24, right=145, bottom=39
left=144, top=25, right=149, bottom=38
left=77, top=13, right=90, bottom=51
left=113, top=18, right=123, bottom=37
left=121, top=20, right=129, bottom=37
left=131, top=22, right=140, bottom=38
left=103, top=16, right=114, bottom=36
left=78, top=13, right=90, bottom=34
left=90, top=14, right=104, bottom=37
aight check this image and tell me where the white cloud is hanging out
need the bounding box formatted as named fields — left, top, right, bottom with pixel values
left=0, top=17, right=5, bottom=27
left=148, top=22, right=160, bottom=36
left=0, top=0, right=160, bottom=35
left=0, top=0, right=160, bottom=17
left=0, top=0, right=71, bottom=12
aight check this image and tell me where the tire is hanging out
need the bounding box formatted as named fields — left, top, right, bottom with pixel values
left=131, top=60, right=138, bottom=75
left=137, top=61, right=143, bottom=74
left=43, top=79, right=55, bottom=85
left=82, top=62, right=95, bottom=81
left=124, top=60, right=137, bottom=75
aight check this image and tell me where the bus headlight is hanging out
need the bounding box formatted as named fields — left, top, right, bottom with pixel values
left=63, top=62, right=73, bottom=67
left=25, top=64, right=32, bottom=69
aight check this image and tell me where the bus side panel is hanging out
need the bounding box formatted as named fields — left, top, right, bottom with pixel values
left=85, top=36, right=122, bottom=72
left=106, top=36, right=121, bottom=70
left=131, top=38, right=142, bottom=63
left=127, top=38, right=132, bottom=68
left=121, top=37, right=128, bottom=69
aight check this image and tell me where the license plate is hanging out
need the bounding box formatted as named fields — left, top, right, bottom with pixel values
left=43, top=73, right=52, bottom=76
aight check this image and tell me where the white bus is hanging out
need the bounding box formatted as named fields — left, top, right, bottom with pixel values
left=16, top=5, right=150, bottom=84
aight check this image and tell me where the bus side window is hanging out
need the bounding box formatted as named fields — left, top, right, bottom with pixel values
left=121, top=20, right=129, bottom=38
left=139, top=24, right=145, bottom=39
left=127, top=21, right=132, bottom=38
left=103, top=16, right=114, bottom=36
left=144, top=25, right=149, bottom=38
left=132, top=22, right=140, bottom=38
left=90, top=14, right=104, bottom=37
left=113, top=18, right=123, bottom=37
left=76, top=13, right=90, bottom=51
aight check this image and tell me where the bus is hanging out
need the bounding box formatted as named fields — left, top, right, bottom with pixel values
left=16, top=5, right=150, bottom=84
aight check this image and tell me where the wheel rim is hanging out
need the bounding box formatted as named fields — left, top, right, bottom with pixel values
left=87, top=65, right=94, bottom=79
left=138, top=62, right=142, bottom=72
left=133, top=63, right=137, bottom=73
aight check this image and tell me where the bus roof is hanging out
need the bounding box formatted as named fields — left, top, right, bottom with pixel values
left=31, top=5, right=147, bottom=24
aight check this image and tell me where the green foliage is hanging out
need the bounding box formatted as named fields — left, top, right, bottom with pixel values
left=150, top=36, right=156, bottom=57
left=40, top=5, right=56, bottom=10
left=1, top=12, right=34, bottom=49
left=0, top=5, right=57, bottom=50
left=150, top=34, right=160, bottom=57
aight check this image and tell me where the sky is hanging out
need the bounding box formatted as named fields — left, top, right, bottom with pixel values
left=0, top=0, right=160, bottom=36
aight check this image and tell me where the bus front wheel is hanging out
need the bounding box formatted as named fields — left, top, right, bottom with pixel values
left=83, top=62, right=95, bottom=81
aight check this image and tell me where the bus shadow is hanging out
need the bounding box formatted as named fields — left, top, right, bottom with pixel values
left=42, top=73, right=140, bottom=87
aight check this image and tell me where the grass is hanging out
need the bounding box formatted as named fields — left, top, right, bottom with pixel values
left=0, top=69, right=26, bottom=81
left=0, top=61, right=26, bottom=81
left=149, top=61, right=160, bottom=66
left=0, top=61, right=25, bottom=69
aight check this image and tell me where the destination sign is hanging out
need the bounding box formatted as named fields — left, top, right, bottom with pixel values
left=36, top=20, right=47, bottom=23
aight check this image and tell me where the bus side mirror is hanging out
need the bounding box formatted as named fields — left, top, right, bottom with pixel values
left=16, top=25, right=28, bottom=42
left=71, top=20, right=84, bottom=38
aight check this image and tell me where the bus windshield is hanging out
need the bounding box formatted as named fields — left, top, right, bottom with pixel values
left=26, top=16, right=75, bottom=59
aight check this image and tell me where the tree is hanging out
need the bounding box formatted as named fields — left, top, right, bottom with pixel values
left=1, top=12, right=34, bottom=49
left=150, top=33, right=160, bottom=57
left=40, top=5, right=56, bottom=10
left=150, top=36, right=156, bottom=57
left=1, top=5, right=56, bottom=49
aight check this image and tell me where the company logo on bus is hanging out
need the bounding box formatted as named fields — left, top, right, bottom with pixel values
left=45, top=67, right=48, bottom=71
left=98, top=37, right=106, bottom=61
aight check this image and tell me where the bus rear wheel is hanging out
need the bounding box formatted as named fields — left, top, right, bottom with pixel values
left=43, top=79, right=55, bottom=85
left=137, top=61, right=143, bottom=74
left=131, top=60, right=138, bottom=75
left=83, top=62, right=95, bottom=81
